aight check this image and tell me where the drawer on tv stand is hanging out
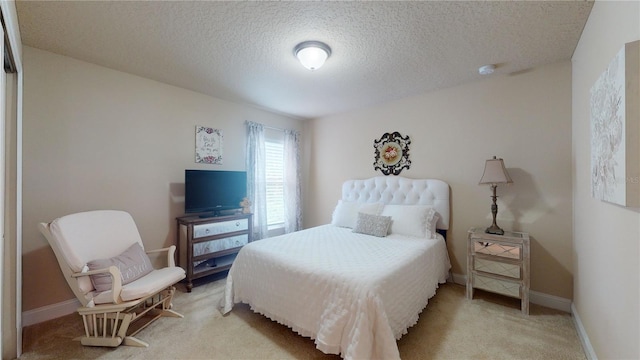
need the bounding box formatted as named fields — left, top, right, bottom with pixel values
left=193, top=218, right=249, bottom=238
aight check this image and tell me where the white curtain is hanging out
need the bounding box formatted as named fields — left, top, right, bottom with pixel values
left=283, top=129, right=302, bottom=232
left=246, top=121, right=268, bottom=240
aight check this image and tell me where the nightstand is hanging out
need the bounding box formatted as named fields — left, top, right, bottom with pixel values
left=467, top=227, right=530, bottom=315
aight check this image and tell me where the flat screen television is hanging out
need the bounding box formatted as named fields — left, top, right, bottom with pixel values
left=185, top=170, right=247, bottom=216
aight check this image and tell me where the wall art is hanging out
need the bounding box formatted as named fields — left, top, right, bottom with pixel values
left=373, top=132, right=411, bottom=175
left=590, top=40, right=639, bottom=207
left=195, top=125, right=223, bottom=164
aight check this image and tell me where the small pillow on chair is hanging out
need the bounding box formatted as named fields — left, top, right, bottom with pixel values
left=87, top=242, right=154, bottom=292
left=352, top=212, right=392, bottom=237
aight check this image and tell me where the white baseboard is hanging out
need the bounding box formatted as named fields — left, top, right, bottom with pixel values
left=22, top=298, right=80, bottom=327
left=571, top=303, right=598, bottom=360
left=450, top=272, right=466, bottom=285
left=450, top=272, right=572, bottom=312
left=529, top=290, right=572, bottom=312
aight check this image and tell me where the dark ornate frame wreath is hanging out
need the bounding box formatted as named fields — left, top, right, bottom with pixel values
left=373, top=132, right=411, bottom=175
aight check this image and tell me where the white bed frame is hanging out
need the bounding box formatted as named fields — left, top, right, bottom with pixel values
left=341, top=176, right=450, bottom=231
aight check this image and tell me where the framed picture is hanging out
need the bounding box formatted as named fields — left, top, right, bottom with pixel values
left=373, top=132, right=411, bottom=175
left=590, top=40, right=639, bottom=207
left=195, top=126, right=223, bottom=164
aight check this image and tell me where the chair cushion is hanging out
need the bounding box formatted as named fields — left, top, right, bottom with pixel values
left=48, top=210, right=145, bottom=294
left=92, top=267, right=186, bottom=304
left=87, top=243, right=154, bottom=292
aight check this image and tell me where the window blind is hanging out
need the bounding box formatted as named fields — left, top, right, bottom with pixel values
left=265, top=140, right=285, bottom=226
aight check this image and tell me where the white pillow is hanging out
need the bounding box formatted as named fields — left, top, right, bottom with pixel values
left=331, top=200, right=383, bottom=228
left=381, top=205, right=439, bottom=238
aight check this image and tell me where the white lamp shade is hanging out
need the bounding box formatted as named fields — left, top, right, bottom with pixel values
left=294, top=41, right=331, bottom=71
left=479, top=157, right=513, bottom=184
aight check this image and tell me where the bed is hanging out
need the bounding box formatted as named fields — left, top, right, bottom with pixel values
left=221, top=176, right=451, bottom=359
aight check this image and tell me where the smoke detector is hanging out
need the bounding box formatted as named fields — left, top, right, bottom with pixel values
left=478, top=64, right=496, bottom=75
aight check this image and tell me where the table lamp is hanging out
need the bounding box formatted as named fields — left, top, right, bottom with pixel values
left=479, top=156, right=513, bottom=235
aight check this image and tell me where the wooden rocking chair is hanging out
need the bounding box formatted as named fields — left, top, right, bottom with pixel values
left=38, top=210, right=186, bottom=347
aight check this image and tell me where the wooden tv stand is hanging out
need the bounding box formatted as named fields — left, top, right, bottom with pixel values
left=176, top=213, right=253, bottom=292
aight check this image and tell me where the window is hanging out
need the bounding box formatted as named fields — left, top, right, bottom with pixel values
left=247, top=122, right=301, bottom=239
left=265, top=137, right=284, bottom=226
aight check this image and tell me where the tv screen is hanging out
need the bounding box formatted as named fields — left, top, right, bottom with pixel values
left=185, top=170, right=247, bottom=215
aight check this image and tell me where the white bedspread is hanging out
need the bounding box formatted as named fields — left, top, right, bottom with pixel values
left=222, top=224, right=451, bottom=360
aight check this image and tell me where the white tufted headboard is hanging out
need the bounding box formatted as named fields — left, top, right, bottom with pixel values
left=341, top=176, right=450, bottom=231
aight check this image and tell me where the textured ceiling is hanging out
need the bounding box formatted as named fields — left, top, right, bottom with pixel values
left=16, top=1, right=593, bottom=119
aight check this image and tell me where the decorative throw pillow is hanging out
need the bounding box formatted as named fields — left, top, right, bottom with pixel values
left=331, top=200, right=383, bottom=228
left=381, top=205, right=439, bottom=238
left=352, top=212, right=392, bottom=237
left=87, top=242, right=154, bottom=292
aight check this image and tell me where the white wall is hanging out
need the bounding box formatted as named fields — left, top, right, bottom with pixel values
left=307, top=61, right=574, bottom=299
left=571, top=1, right=640, bottom=358
left=21, top=46, right=305, bottom=312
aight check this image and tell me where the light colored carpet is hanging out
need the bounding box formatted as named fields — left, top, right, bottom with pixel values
left=20, top=277, right=585, bottom=359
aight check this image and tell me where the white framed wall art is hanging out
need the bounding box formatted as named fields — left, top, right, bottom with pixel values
left=590, top=40, right=640, bottom=208
left=195, top=125, right=223, bottom=164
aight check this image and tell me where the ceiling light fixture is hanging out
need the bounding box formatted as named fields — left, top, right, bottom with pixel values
left=478, top=64, right=496, bottom=75
left=294, top=41, right=331, bottom=71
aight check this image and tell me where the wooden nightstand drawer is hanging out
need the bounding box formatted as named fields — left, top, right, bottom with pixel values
left=474, top=257, right=521, bottom=279
left=473, top=274, right=520, bottom=298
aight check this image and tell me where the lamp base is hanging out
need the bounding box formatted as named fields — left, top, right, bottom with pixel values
left=485, top=225, right=504, bottom=235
